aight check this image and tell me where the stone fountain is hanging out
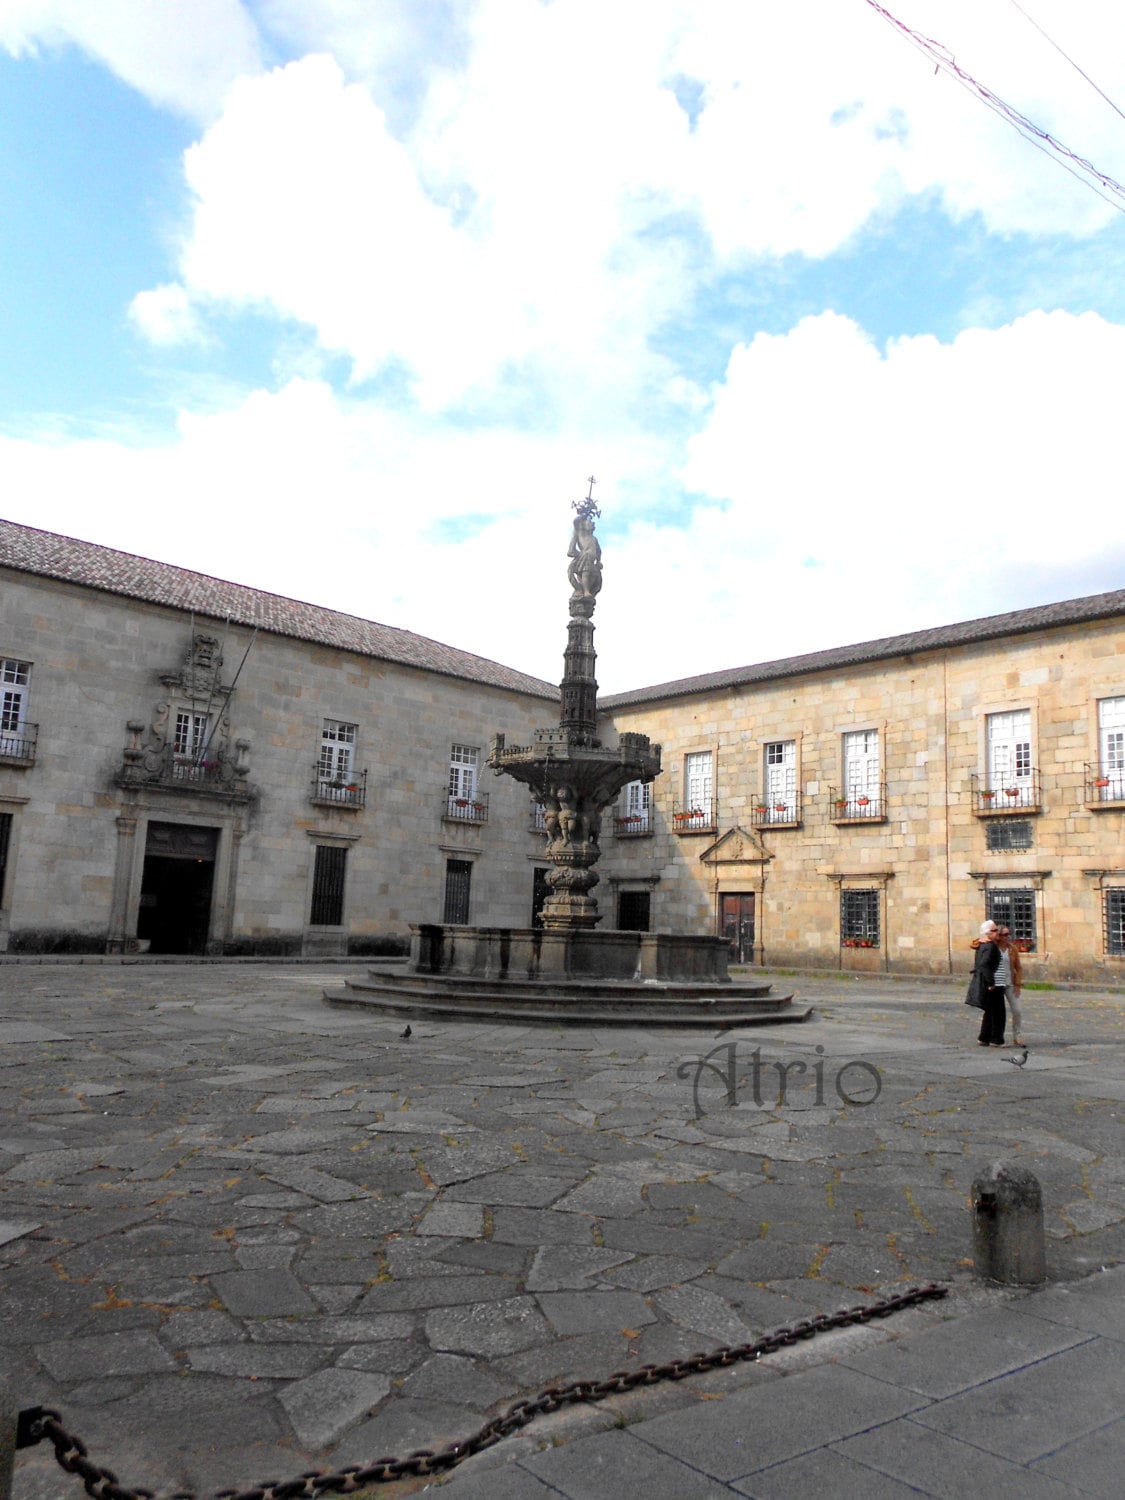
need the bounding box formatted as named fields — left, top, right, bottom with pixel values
left=326, top=492, right=808, bottom=1026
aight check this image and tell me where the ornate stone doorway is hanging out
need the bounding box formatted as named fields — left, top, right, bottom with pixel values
left=137, top=823, right=218, bottom=954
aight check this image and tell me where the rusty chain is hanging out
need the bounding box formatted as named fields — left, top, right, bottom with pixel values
left=17, top=1281, right=947, bottom=1500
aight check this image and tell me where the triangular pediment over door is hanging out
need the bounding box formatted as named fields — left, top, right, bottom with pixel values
left=699, top=826, right=772, bottom=867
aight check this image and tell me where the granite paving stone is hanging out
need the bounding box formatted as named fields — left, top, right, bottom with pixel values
left=211, top=1268, right=318, bottom=1317
left=36, top=1330, right=177, bottom=1381
left=278, top=1367, right=391, bottom=1448
left=523, top=1427, right=738, bottom=1499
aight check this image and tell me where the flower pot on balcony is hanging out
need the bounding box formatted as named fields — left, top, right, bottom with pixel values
left=1004, top=788, right=1020, bottom=798
left=856, top=797, right=870, bottom=807
left=981, top=790, right=995, bottom=800
left=1095, top=778, right=1110, bottom=788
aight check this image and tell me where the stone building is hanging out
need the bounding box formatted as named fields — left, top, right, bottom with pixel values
left=0, top=519, right=556, bottom=958
left=2, top=517, right=1123, bottom=980
left=599, top=597, right=1125, bottom=983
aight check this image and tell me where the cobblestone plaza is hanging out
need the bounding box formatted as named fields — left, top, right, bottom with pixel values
left=3, top=963, right=1123, bottom=1496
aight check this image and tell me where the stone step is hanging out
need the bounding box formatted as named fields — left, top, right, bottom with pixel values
left=324, top=974, right=812, bottom=1027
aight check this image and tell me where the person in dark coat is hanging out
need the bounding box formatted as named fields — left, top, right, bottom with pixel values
left=972, top=919, right=1006, bottom=1046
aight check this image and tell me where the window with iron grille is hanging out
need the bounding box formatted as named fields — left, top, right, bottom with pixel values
left=444, top=859, right=472, bottom=924
left=840, top=889, right=879, bottom=947
left=0, top=812, right=11, bottom=904
left=1105, top=889, right=1125, bottom=957
left=985, top=889, right=1036, bottom=951
left=319, top=720, right=357, bottom=783
left=310, top=845, right=347, bottom=926
left=986, top=819, right=1033, bottom=851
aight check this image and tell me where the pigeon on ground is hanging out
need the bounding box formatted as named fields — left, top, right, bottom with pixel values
left=1006, top=1048, right=1029, bottom=1068
left=400, top=1024, right=412, bottom=1040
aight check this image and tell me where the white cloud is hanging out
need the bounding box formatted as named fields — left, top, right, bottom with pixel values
left=0, top=0, right=263, bottom=120
left=128, top=282, right=206, bottom=346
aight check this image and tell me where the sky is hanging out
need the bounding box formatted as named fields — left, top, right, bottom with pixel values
left=2, top=0, right=1124, bottom=694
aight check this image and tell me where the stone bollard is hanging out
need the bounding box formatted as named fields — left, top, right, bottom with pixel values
left=971, top=1161, right=1047, bottom=1285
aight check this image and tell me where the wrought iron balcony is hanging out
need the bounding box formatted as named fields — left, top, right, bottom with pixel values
left=751, top=792, right=801, bottom=828
left=0, top=722, right=37, bottom=765
left=614, top=809, right=653, bottom=837
left=1085, top=763, right=1125, bottom=806
left=971, top=770, right=1041, bottom=814
left=445, top=789, right=489, bottom=824
left=311, top=768, right=368, bottom=809
left=672, top=799, right=717, bottom=835
left=830, top=785, right=887, bottom=821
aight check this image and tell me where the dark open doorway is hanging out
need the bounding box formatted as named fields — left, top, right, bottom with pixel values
left=137, top=823, right=218, bottom=955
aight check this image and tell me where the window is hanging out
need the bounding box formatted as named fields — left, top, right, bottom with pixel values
left=1097, top=697, right=1125, bottom=801
left=310, top=845, right=348, bottom=926
left=841, top=889, right=879, bottom=947
left=617, top=779, right=652, bottom=834
left=764, top=740, right=796, bottom=822
left=676, top=751, right=714, bottom=830
left=1, top=659, right=32, bottom=757
left=842, top=730, right=880, bottom=816
left=0, top=811, right=11, bottom=905
left=444, top=859, right=472, bottom=924
left=986, top=889, right=1036, bottom=952
left=448, top=744, right=479, bottom=803
left=446, top=744, right=486, bottom=821
left=173, top=711, right=210, bottom=760
left=1105, top=889, right=1125, bottom=957
left=319, top=720, right=357, bottom=785
left=986, top=710, right=1033, bottom=804
left=986, top=819, right=1033, bottom=851
left=617, top=890, right=651, bottom=931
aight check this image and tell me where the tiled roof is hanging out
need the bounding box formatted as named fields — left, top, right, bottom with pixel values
left=0, top=518, right=556, bottom=700
left=601, top=589, right=1125, bottom=709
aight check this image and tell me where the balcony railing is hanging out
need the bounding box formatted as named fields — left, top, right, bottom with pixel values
left=311, top=768, right=368, bottom=809
left=117, top=744, right=252, bottom=801
left=614, top=810, right=653, bottom=837
left=672, top=800, right=717, bottom=835
left=1086, top=764, right=1125, bottom=805
left=830, top=785, right=887, bottom=821
left=0, top=722, right=37, bottom=765
left=751, top=792, right=801, bottom=828
left=445, top=790, right=489, bottom=824
left=972, top=770, right=1041, bottom=814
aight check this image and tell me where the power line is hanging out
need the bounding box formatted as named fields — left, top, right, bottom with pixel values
left=863, top=0, right=1125, bottom=215
left=1006, top=0, right=1125, bottom=127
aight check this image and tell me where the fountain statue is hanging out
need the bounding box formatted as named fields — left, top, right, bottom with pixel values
left=487, top=490, right=661, bottom=929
